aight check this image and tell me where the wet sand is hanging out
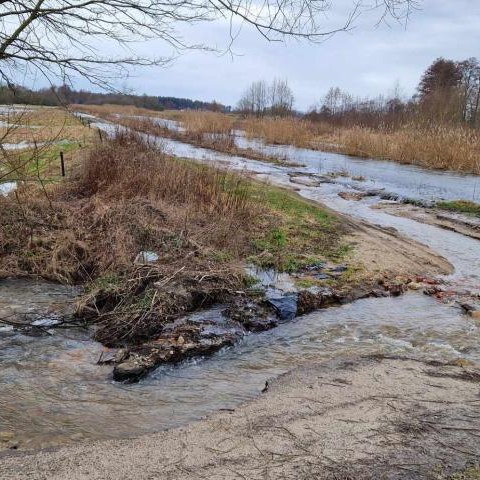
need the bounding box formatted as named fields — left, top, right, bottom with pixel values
left=2, top=355, right=480, bottom=480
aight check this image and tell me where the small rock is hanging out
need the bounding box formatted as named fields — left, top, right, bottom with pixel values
left=407, top=282, right=424, bottom=290
left=338, top=191, right=367, bottom=201
left=266, top=293, right=298, bottom=321
left=113, top=361, right=148, bottom=382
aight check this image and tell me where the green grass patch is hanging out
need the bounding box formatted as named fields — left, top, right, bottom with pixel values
left=294, top=278, right=324, bottom=289
left=436, top=200, right=480, bottom=217
left=86, top=273, right=123, bottom=293
left=2, top=141, right=84, bottom=182
left=247, top=183, right=348, bottom=272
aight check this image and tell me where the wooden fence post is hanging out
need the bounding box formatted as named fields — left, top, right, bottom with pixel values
left=60, top=151, right=65, bottom=177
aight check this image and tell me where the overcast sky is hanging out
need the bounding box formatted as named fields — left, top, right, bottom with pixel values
left=63, top=0, right=480, bottom=110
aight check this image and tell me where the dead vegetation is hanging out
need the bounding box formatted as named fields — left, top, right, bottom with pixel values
left=0, top=106, right=93, bottom=144
left=1, top=131, right=346, bottom=346
left=87, top=105, right=480, bottom=174
left=164, top=113, right=480, bottom=174
left=241, top=116, right=480, bottom=174
left=73, top=105, right=299, bottom=166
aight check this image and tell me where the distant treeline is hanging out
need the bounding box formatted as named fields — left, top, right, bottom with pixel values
left=305, top=57, right=480, bottom=129
left=0, top=84, right=230, bottom=112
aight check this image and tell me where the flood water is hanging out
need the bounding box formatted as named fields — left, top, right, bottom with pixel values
left=1, top=115, right=480, bottom=451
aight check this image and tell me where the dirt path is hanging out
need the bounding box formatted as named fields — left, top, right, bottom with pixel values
left=2, top=356, right=479, bottom=480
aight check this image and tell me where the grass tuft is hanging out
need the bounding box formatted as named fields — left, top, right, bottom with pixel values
left=436, top=200, right=480, bottom=217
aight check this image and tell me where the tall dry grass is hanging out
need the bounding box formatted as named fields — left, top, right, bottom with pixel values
left=1, top=131, right=262, bottom=283
left=72, top=103, right=480, bottom=174
left=80, top=130, right=254, bottom=217
left=106, top=113, right=295, bottom=166
left=338, top=124, right=480, bottom=173
left=242, top=117, right=335, bottom=147
left=181, top=111, right=235, bottom=136
left=241, top=116, right=480, bottom=174
left=180, top=111, right=235, bottom=150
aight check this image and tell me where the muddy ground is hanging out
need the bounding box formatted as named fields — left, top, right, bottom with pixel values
left=2, top=355, right=479, bottom=480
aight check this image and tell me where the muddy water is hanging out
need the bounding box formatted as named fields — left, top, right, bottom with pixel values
left=2, top=117, right=480, bottom=451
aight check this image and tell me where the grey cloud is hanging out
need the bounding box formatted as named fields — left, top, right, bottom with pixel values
left=64, top=0, right=480, bottom=110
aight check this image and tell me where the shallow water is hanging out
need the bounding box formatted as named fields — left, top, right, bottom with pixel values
left=1, top=115, right=480, bottom=450
left=1, top=293, right=478, bottom=450
left=110, top=115, right=480, bottom=202
left=236, top=135, right=480, bottom=202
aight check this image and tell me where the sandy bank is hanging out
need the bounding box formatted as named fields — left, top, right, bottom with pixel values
left=2, top=355, right=479, bottom=479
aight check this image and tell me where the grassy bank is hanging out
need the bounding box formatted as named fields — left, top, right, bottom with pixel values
left=124, top=109, right=480, bottom=175
left=241, top=117, right=480, bottom=174
left=1, top=131, right=348, bottom=346
left=72, top=105, right=300, bottom=167
left=436, top=200, right=480, bottom=217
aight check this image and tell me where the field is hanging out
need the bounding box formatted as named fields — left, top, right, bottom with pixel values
left=0, top=106, right=94, bottom=185
left=134, top=109, right=480, bottom=174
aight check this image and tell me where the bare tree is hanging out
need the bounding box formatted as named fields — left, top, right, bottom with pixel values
left=0, top=0, right=419, bottom=88
left=459, top=58, right=480, bottom=127
left=238, top=80, right=268, bottom=116
left=269, top=78, right=294, bottom=116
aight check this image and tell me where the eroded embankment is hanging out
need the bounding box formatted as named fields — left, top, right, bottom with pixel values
left=0, top=127, right=457, bottom=386
left=1, top=130, right=436, bottom=383
left=2, top=355, right=480, bottom=480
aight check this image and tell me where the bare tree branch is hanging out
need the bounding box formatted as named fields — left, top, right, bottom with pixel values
left=0, top=0, right=419, bottom=87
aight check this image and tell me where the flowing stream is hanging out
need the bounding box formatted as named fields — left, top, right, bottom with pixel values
left=1, top=116, right=479, bottom=451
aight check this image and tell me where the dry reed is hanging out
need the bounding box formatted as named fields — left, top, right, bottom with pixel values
left=242, top=116, right=480, bottom=174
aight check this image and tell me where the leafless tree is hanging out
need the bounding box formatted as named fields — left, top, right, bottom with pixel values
left=459, top=58, right=480, bottom=127
left=0, top=0, right=419, bottom=88
left=269, top=78, right=294, bottom=116
left=238, top=80, right=268, bottom=116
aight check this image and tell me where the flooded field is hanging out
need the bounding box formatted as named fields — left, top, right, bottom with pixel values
left=1, top=113, right=480, bottom=451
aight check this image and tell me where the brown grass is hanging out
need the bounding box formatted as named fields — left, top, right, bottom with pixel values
left=79, top=130, right=257, bottom=226
left=242, top=117, right=334, bottom=148
left=337, top=124, right=480, bottom=173
left=0, top=106, right=93, bottom=144
left=69, top=105, right=480, bottom=173
left=241, top=116, right=480, bottom=174
left=181, top=111, right=235, bottom=136
left=70, top=103, right=167, bottom=118
left=0, top=131, right=346, bottom=344
left=1, top=130, right=343, bottom=280
left=84, top=107, right=299, bottom=166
